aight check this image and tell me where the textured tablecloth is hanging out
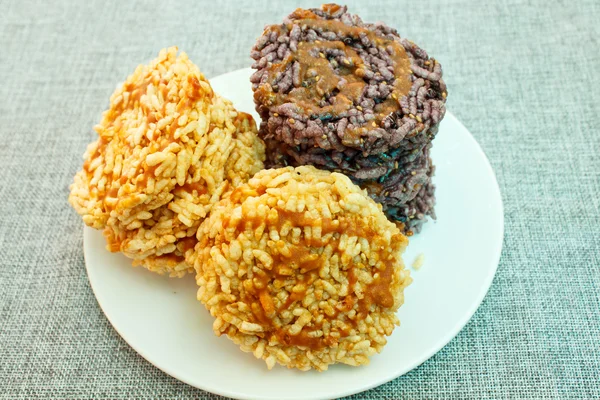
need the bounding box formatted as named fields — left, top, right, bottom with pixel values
left=1, top=0, right=599, bottom=398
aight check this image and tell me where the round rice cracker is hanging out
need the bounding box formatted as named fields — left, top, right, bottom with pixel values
left=70, top=47, right=212, bottom=228
left=106, top=110, right=265, bottom=277
left=188, top=166, right=411, bottom=370
left=69, top=47, right=265, bottom=276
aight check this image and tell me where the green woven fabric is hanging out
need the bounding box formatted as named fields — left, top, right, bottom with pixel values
left=1, top=0, right=598, bottom=398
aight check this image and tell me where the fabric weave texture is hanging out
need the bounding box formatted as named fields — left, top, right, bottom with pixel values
left=0, top=0, right=599, bottom=398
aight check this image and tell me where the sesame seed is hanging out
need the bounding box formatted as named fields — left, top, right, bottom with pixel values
left=409, top=113, right=415, bottom=119
left=394, top=161, right=399, bottom=169
left=411, top=171, right=416, bottom=176
left=319, top=52, right=325, bottom=58
left=416, top=115, right=422, bottom=122
left=391, top=93, right=398, bottom=99
left=372, top=122, right=377, bottom=127
left=273, top=113, right=279, bottom=117
left=288, top=118, right=295, bottom=124
left=356, top=106, right=363, bottom=111
left=442, top=92, right=447, bottom=98
left=343, top=59, right=350, bottom=65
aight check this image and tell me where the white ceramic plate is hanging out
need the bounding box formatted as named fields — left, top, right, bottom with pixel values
left=84, top=68, right=504, bottom=400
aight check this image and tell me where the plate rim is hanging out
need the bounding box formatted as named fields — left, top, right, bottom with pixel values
left=84, top=68, right=504, bottom=400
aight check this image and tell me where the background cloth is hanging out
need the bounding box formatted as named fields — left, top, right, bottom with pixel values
left=1, top=0, right=599, bottom=398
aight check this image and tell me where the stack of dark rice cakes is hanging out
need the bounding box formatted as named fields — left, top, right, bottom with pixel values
left=250, top=4, right=447, bottom=234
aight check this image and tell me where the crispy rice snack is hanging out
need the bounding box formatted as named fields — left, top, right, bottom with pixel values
left=250, top=4, right=447, bottom=233
left=188, top=166, right=411, bottom=370
left=69, top=47, right=265, bottom=276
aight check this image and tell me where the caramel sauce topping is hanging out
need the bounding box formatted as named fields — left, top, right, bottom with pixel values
left=226, top=202, right=399, bottom=350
